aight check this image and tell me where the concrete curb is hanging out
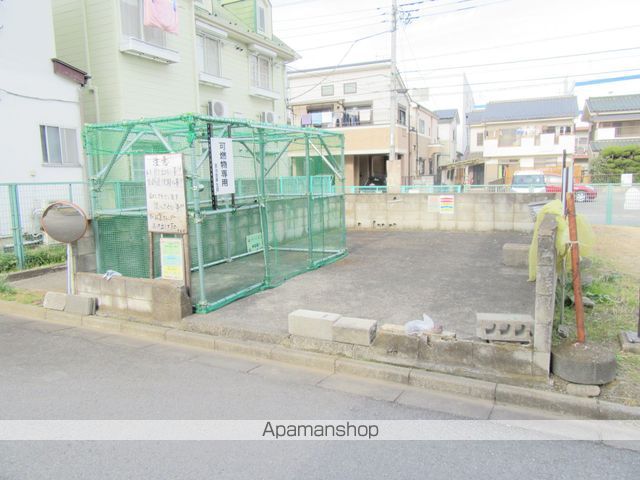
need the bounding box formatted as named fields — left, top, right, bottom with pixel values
left=5, top=264, right=66, bottom=282
left=1, top=300, right=639, bottom=420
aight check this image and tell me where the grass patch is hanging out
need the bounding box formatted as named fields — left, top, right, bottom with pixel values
left=0, top=275, right=43, bottom=305
left=0, top=244, right=66, bottom=274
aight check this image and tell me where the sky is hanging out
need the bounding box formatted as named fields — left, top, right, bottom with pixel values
left=270, top=0, right=640, bottom=110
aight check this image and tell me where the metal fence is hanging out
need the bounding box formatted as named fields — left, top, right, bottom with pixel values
left=84, top=114, right=347, bottom=314
left=0, top=182, right=89, bottom=272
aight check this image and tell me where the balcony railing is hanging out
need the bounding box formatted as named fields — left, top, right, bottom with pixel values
left=300, top=110, right=373, bottom=129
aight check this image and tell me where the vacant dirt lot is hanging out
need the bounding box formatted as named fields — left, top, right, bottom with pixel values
left=592, top=225, right=640, bottom=279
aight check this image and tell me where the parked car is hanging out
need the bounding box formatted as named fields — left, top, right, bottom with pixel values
left=544, top=175, right=598, bottom=202
left=510, top=170, right=546, bottom=193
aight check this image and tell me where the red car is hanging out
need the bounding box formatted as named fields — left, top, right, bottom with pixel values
left=544, top=175, right=598, bottom=202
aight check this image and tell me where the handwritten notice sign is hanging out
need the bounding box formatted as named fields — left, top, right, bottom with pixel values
left=160, top=237, right=184, bottom=282
left=210, top=138, right=236, bottom=196
left=439, top=195, right=455, bottom=215
left=145, top=154, right=187, bottom=234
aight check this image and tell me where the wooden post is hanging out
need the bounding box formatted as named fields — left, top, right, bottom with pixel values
left=567, top=192, right=586, bottom=343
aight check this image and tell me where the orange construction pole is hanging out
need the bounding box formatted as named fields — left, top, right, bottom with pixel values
left=567, top=192, right=586, bottom=343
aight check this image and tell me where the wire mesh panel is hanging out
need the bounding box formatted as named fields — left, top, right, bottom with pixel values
left=84, top=114, right=347, bottom=313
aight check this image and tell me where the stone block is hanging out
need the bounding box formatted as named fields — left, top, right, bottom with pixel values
left=476, top=313, right=534, bottom=343
left=125, top=278, right=153, bottom=301
left=98, top=295, right=128, bottom=312
left=287, top=309, right=341, bottom=341
left=535, top=265, right=557, bottom=296
left=100, top=276, right=126, bottom=297
left=534, top=294, right=555, bottom=328
left=127, top=298, right=153, bottom=317
left=502, top=243, right=530, bottom=267
left=533, top=351, right=551, bottom=375
left=153, top=299, right=187, bottom=324
left=332, top=316, right=377, bottom=346
left=618, top=332, right=640, bottom=354
left=335, top=358, right=410, bottom=384
left=76, top=254, right=97, bottom=273
left=43, top=291, right=67, bottom=311
left=76, top=273, right=101, bottom=295
left=408, top=369, right=496, bottom=400
left=551, top=342, right=617, bottom=385
left=533, top=323, right=552, bottom=353
left=372, top=324, right=420, bottom=359
left=64, top=294, right=96, bottom=316
left=419, top=338, right=475, bottom=367
left=566, top=383, right=601, bottom=398
left=472, top=341, right=533, bottom=376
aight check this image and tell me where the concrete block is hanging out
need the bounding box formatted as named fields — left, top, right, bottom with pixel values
left=287, top=309, right=341, bottom=341
left=75, top=273, right=101, bottom=295
left=476, top=313, right=534, bottom=343
left=597, top=400, right=640, bottom=420
left=125, top=278, right=153, bottom=301
left=533, top=323, right=552, bottom=353
left=472, top=342, right=533, bottom=376
left=127, top=298, right=153, bottom=316
left=566, top=383, right=600, bottom=398
left=495, top=383, right=598, bottom=418
left=534, top=294, right=555, bottom=327
left=419, top=338, right=475, bottom=367
left=619, top=332, right=640, bottom=354
left=165, top=329, right=216, bottom=351
left=98, top=295, right=128, bottom=312
left=64, top=295, right=97, bottom=316
left=81, top=316, right=123, bottom=333
left=100, top=276, right=126, bottom=297
left=408, top=369, right=497, bottom=400
left=535, top=266, right=557, bottom=296
left=270, top=347, right=336, bottom=372
left=286, top=335, right=356, bottom=358
left=45, top=310, right=82, bottom=327
left=332, top=316, right=377, bottom=346
left=121, top=321, right=169, bottom=342
left=215, top=338, right=274, bottom=359
left=502, top=243, right=530, bottom=267
left=533, top=351, right=551, bottom=375
left=43, top=292, right=67, bottom=311
left=335, top=358, right=410, bottom=384
left=551, top=342, right=617, bottom=385
left=76, top=253, right=97, bottom=273
left=372, top=324, right=420, bottom=360
left=153, top=300, right=188, bottom=324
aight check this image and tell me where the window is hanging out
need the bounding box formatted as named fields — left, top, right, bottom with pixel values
left=343, top=82, right=357, bottom=94
left=398, top=106, right=407, bottom=126
left=321, top=85, right=334, bottom=96
left=419, top=119, right=426, bottom=135
left=196, top=34, right=221, bottom=76
left=120, top=0, right=165, bottom=47
left=40, top=126, right=79, bottom=166
left=257, top=2, right=267, bottom=34
left=476, top=132, right=484, bottom=146
left=250, top=54, right=272, bottom=90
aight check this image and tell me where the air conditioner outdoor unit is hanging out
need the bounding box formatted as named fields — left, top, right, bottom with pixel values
left=208, top=100, right=229, bottom=118
left=261, top=111, right=276, bottom=124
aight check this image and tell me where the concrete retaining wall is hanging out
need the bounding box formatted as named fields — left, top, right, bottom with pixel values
left=346, top=192, right=556, bottom=232
left=75, top=272, right=191, bottom=325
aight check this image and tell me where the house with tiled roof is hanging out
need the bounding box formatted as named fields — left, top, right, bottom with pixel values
left=51, top=0, right=297, bottom=126
left=464, top=96, right=579, bottom=184
left=581, top=94, right=640, bottom=157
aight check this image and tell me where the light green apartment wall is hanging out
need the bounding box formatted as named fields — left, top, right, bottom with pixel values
left=219, top=0, right=256, bottom=31
left=117, top=1, right=199, bottom=119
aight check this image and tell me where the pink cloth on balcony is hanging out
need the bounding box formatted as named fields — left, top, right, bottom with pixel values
left=144, top=0, right=179, bottom=34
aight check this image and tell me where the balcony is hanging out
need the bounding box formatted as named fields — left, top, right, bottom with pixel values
left=300, top=109, right=373, bottom=129
left=484, top=134, right=575, bottom=157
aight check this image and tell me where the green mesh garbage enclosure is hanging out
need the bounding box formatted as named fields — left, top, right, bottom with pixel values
left=83, top=114, right=347, bottom=313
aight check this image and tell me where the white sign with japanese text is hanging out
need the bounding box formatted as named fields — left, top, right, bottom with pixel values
left=144, top=154, right=188, bottom=234
left=210, top=138, right=236, bottom=196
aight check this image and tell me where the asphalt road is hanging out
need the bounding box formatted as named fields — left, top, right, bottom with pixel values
left=1, top=314, right=639, bottom=480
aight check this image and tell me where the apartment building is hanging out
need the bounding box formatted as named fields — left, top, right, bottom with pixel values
left=466, top=96, right=579, bottom=184
left=582, top=94, right=640, bottom=157
left=51, top=0, right=296, bottom=126
left=287, top=60, right=440, bottom=187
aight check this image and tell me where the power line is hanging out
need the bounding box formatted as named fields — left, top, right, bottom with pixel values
left=280, top=21, right=385, bottom=38
left=294, top=31, right=390, bottom=52
left=288, top=31, right=390, bottom=101
left=400, top=46, right=640, bottom=74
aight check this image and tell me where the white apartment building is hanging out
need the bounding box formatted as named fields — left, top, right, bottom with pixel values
left=466, top=96, right=579, bottom=184
left=288, top=60, right=440, bottom=187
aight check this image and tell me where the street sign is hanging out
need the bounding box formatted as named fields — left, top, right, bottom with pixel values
left=210, top=138, right=236, bottom=196
left=144, top=154, right=188, bottom=234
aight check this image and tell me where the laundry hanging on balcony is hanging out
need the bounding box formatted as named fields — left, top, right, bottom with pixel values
left=144, top=0, right=179, bottom=34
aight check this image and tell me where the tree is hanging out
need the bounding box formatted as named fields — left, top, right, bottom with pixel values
left=592, top=145, right=640, bottom=174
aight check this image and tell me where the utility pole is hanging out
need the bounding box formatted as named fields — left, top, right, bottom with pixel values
left=389, top=0, right=398, bottom=177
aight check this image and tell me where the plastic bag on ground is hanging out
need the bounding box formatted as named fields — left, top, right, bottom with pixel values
left=404, top=314, right=442, bottom=336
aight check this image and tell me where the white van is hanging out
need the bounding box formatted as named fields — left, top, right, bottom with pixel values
left=511, top=170, right=546, bottom=193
